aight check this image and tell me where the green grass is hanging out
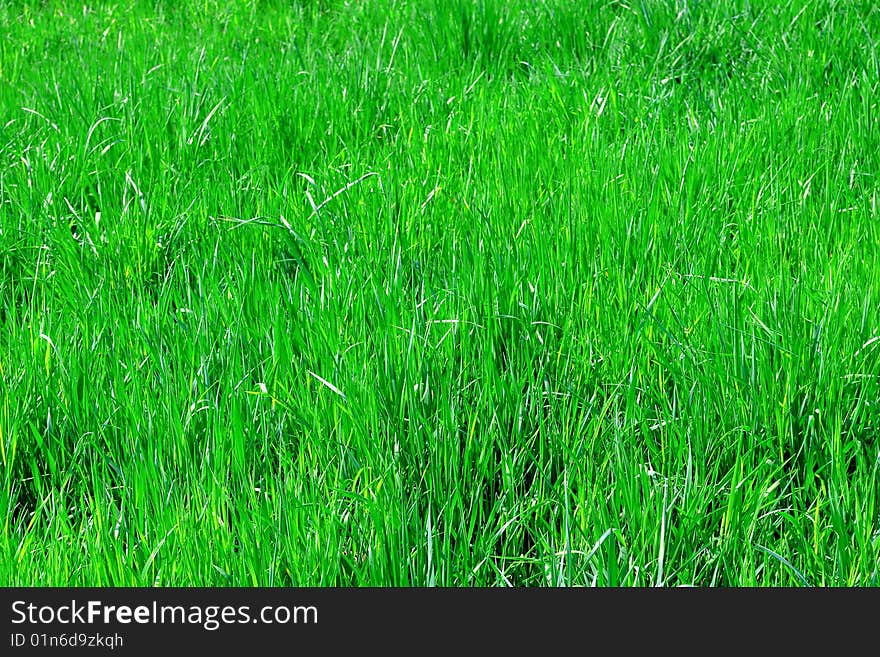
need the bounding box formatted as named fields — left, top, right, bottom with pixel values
left=1, top=0, right=878, bottom=586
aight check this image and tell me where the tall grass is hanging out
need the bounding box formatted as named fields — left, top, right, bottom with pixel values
left=1, top=0, right=878, bottom=585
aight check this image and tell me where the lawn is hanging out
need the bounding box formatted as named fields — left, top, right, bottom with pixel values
left=1, top=0, right=878, bottom=586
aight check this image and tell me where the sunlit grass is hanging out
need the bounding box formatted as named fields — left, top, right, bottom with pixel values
left=1, top=0, right=878, bottom=586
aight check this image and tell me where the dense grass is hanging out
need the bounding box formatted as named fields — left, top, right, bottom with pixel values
left=1, top=0, right=878, bottom=585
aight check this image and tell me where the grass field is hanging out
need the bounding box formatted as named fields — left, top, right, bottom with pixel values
left=1, top=0, right=879, bottom=586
